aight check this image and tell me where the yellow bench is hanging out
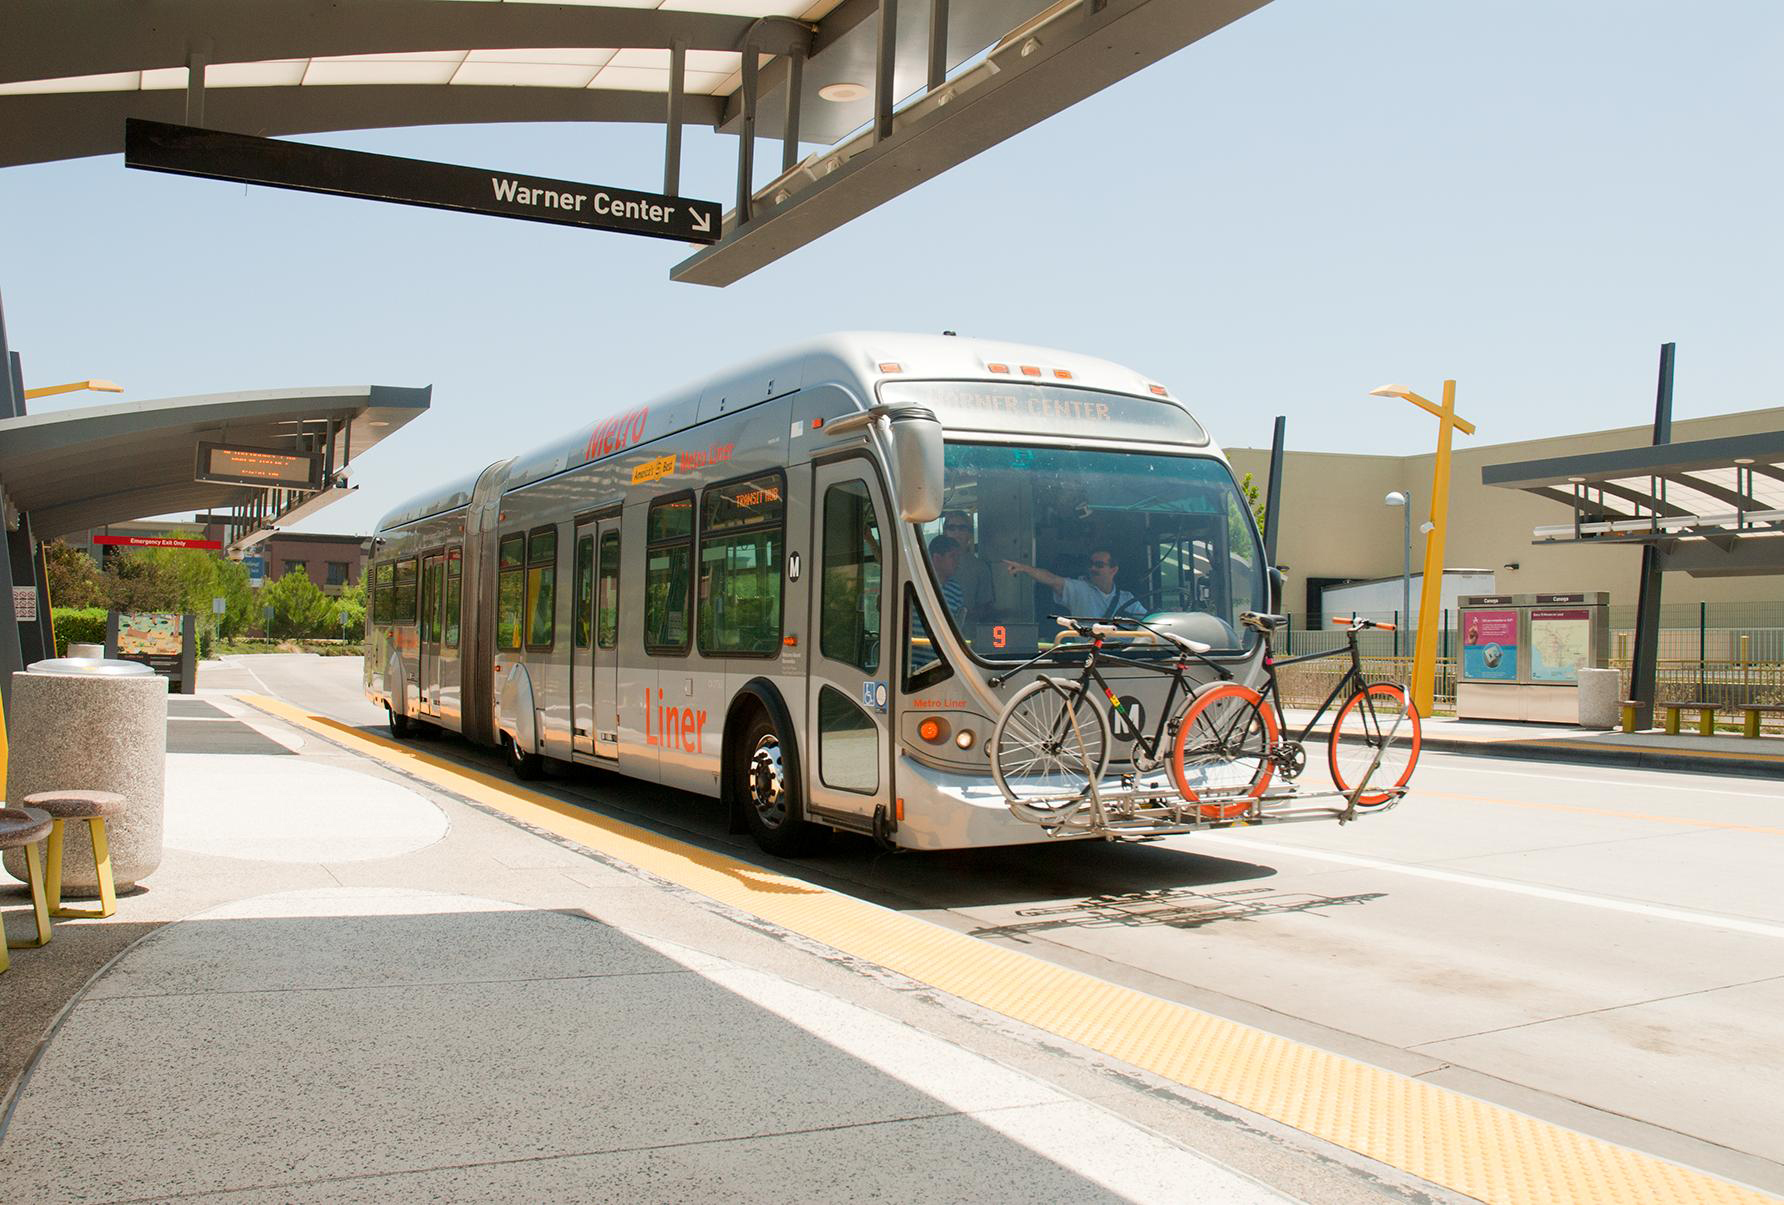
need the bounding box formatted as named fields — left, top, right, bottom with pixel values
left=1738, top=704, right=1784, bottom=740
left=1660, top=702, right=1719, bottom=736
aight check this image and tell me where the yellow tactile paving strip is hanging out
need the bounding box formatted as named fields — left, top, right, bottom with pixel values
left=241, top=696, right=1777, bottom=1205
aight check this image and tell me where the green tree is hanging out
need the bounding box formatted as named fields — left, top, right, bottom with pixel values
left=331, top=579, right=367, bottom=640
left=43, top=540, right=107, bottom=608
left=104, top=550, right=186, bottom=611
left=262, top=568, right=334, bottom=638
left=1232, top=471, right=1268, bottom=557
left=215, top=556, right=256, bottom=638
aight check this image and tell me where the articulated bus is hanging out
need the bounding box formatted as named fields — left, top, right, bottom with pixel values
left=365, top=333, right=1269, bottom=853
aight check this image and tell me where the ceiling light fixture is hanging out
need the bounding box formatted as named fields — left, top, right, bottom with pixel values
left=819, top=82, right=867, bottom=102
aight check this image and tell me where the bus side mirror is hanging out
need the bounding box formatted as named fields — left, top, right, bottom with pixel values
left=1268, top=565, right=1285, bottom=612
left=888, top=411, right=944, bottom=523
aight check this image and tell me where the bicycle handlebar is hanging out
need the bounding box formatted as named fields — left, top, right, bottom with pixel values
left=1053, top=614, right=1212, bottom=655
left=1331, top=615, right=1395, bottom=631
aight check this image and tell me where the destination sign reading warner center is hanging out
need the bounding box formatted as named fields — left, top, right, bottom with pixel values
left=125, top=121, right=722, bottom=245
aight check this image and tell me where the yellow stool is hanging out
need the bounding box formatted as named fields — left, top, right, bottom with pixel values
left=0, top=807, right=55, bottom=971
left=23, top=790, right=126, bottom=920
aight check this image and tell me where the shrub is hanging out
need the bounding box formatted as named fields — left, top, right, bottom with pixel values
left=52, top=607, right=108, bottom=657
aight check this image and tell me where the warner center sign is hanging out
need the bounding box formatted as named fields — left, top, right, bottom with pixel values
left=125, top=120, right=722, bottom=245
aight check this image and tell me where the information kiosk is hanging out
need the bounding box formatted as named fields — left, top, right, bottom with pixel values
left=1456, top=592, right=1610, bottom=722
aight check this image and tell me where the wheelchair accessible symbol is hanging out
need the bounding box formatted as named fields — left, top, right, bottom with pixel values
left=862, top=680, right=889, bottom=713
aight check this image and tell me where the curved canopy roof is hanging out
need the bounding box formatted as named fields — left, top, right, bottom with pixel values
left=0, top=384, right=429, bottom=539
left=1, top=0, right=1270, bottom=284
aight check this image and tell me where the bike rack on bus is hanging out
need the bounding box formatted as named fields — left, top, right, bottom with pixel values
left=1006, top=690, right=1411, bottom=841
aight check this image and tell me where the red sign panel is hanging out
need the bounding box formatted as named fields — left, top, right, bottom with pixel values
left=94, top=535, right=222, bottom=551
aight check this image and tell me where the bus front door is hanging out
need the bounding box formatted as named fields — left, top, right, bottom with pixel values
left=805, top=463, right=892, bottom=828
left=572, top=516, right=622, bottom=759
left=418, top=551, right=445, bottom=715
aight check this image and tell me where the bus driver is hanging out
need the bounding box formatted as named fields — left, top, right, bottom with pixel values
left=1002, top=548, right=1147, bottom=621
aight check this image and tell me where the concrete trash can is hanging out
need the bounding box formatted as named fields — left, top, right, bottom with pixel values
left=1576, top=667, right=1620, bottom=730
left=3, top=658, right=167, bottom=894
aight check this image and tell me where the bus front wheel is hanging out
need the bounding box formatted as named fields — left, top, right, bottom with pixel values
left=387, top=705, right=412, bottom=739
left=736, top=711, right=827, bottom=858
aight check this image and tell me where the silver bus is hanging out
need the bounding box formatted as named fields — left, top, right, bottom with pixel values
left=364, top=333, right=1269, bottom=853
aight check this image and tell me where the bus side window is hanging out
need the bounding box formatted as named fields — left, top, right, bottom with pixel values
left=644, top=494, right=694, bottom=654
left=497, top=534, right=525, bottom=650
left=821, top=481, right=881, bottom=673
left=525, top=526, right=557, bottom=650
left=574, top=534, right=595, bottom=650
left=597, top=530, right=621, bottom=649
left=372, top=562, right=394, bottom=626
left=445, top=548, right=462, bottom=648
left=393, top=558, right=419, bottom=626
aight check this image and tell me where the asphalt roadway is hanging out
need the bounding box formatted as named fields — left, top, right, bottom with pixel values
left=211, top=653, right=1784, bottom=1197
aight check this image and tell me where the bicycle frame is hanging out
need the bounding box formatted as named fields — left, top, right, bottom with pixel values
left=993, top=622, right=1230, bottom=771
left=1257, top=632, right=1368, bottom=746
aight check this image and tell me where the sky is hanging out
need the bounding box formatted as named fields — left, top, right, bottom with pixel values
left=1, top=0, right=1779, bottom=536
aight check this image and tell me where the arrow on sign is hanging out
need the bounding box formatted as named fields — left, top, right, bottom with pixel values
left=691, top=209, right=712, bottom=235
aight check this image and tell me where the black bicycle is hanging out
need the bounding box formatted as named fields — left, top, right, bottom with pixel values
left=1168, top=612, right=1422, bottom=819
left=987, top=615, right=1225, bottom=823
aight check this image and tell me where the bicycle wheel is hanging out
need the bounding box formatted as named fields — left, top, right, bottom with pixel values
left=1169, top=684, right=1276, bottom=820
left=992, top=679, right=1111, bottom=821
left=1328, top=683, right=1421, bottom=805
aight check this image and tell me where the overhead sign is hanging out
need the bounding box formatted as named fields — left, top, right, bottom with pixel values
left=125, top=120, right=722, bottom=245
left=94, top=535, right=223, bottom=551
left=196, top=442, right=324, bottom=490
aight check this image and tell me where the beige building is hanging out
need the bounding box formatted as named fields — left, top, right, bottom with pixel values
left=1227, top=405, right=1784, bottom=622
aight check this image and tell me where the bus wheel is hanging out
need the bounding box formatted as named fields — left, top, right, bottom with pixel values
left=506, top=733, right=545, bottom=781
left=737, top=712, right=827, bottom=857
left=387, top=705, right=412, bottom=739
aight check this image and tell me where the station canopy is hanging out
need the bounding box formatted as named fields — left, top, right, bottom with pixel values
left=0, top=385, right=429, bottom=543
left=1483, top=429, right=1784, bottom=577
left=0, top=0, right=1269, bottom=285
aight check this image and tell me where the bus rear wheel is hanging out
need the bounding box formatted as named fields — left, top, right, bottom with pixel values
left=736, top=711, right=827, bottom=857
left=505, top=732, right=545, bottom=781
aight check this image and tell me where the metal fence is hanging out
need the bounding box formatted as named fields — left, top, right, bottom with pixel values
left=1272, top=601, right=1784, bottom=724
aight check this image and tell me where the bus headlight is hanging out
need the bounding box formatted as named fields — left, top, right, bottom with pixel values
left=954, top=729, right=975, bottom=750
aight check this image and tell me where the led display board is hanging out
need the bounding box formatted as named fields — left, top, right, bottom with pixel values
left=195, top=442, right=323, bottom=490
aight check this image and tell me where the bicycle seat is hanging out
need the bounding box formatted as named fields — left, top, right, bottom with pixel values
left=1239, top=612, right=1288, bottom=633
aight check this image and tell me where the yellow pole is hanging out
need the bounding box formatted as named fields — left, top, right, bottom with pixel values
left=1371, top=380, right=1475, bottom=718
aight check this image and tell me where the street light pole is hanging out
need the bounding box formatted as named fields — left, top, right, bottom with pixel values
left=1385, top=491, right=1410, bottom=656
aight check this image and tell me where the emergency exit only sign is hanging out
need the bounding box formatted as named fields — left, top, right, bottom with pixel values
left=124, top=120, right=722, bottom=245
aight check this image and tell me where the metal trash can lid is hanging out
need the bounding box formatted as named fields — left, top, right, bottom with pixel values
left=27, top=656, right=154, bottom=677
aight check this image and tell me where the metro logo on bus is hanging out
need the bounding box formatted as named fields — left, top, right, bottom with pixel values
left=586, top=406, right=649, bottom=463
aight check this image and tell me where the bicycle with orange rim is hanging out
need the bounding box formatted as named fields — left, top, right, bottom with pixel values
left=1169, top=613, right=1421, bottom=818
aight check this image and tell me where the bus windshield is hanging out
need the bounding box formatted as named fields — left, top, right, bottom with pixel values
left=915, top=443, right=1266, bottom=666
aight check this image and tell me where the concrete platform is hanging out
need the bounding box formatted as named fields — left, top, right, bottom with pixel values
left=0, top=690, right=1454, bottom=1205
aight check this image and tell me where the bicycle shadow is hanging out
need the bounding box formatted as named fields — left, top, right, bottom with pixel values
left=964, top=884, right=1390, bottom=942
